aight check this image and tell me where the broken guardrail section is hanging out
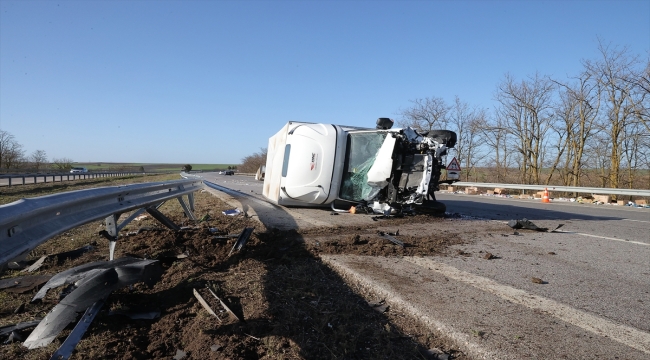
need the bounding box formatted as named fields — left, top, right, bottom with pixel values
left=0, top=179, right=203, bottom=271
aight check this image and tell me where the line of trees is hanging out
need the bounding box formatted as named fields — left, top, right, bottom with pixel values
left=0, top=130, right=74, bottom=172
left=399, top=41, right=649, bottom=189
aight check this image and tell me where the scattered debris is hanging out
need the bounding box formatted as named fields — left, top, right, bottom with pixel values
left=0, top=319, right=41, bottom=344
left=228, top=227, right=255, bottom=256
left=51, top=244, right=95, bottom=264
left=207, top=284, right=242, bottom=322
left=367, top=300, right=389, bottom=313
left=378, top=231, right=404, bottom=247
left=483, top=252, right=496, bottom=260
left=134, top=214, right=149, bottom=221
left=222, top=209, right=241, bottom=216
left=548, top=252, right=556, bottom=255
left=210, top=344, right=222, bottom=352
left=13, top=303, right=25, bottom=314
left=108, top=309, right=161, bottom=320
left=508, top=218, right=564, bottom=232
left=420, top=348, right=451, bottom=360
left=23, top=258, right=162, bottom=349
left=32, top=257, right=158, bottom=302
left=456, top=249, right=471, bottom=257
left=531, top=277, right=546, bottom=284
left=208, top=227, right=220, bottom=234
left=198, top=214, right=212, bottom=222
left=193, top=288, right=221, bottom=321
left=0, top=274, right=52, bottom=294
left=22, top=256, right=47, bottom=273
left=173, top=349, right=187, bottom=360
left=50, top=299, right=106, bottom=360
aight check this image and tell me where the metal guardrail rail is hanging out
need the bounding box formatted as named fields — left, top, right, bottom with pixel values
left=0, top=171, right=151, bottom=187
left=452, top=182, right=650, bottom=197
left=0, top=178, right=204, bottom=270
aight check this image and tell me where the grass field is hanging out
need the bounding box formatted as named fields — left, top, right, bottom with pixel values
left=74, top=162, right=238, bottom=172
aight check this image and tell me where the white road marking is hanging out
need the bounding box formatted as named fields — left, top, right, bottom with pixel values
left=405, top=257, right=650, bottom=354
left=554, top=230, right=650, bottom=246
left=622, top=218, right=650, bottom=224
left=496, top=221, right=649, bottom=246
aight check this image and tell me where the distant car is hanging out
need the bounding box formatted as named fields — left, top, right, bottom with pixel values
left=70, top=167, right=88, bottom=173
left=225, top=170, right=234, bottom=175
left=218, top=171, right=224, bottom=175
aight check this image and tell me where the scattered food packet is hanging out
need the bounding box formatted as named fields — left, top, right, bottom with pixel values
left=222, top=209, right=241, bottom=216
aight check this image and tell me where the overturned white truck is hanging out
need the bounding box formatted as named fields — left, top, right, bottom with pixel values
left=262, top=118, right=458, bottom=214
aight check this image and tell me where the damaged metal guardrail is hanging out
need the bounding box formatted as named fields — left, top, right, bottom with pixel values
left=452, top=182, right=650, bottom=197
left=0, top=178, right=204, bottom=271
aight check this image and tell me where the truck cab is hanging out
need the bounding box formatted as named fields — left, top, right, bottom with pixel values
left=263, top=119, right=457, bottom=214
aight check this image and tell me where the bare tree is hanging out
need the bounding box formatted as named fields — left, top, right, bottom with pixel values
left=478, top=115, right=511, bottom=182
left=398, top=97, right=451, bottom=132
left=552, top=70, right=601, bottom=187
left=30, top=150, right=48, bottom=172
left=0, top=130, right=25, bottom=170
left=495, top=73, right=555, bottom=184
left=583, top=41, right=643, bottom=188
left=51, top=157, right=74, bottom=171
left=239, top=148, right=268, bottom=173
left=449, top=96, right=487, bottom=180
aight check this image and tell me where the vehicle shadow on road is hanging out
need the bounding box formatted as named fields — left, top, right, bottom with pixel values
left=205, top=189, right=443, bottom=359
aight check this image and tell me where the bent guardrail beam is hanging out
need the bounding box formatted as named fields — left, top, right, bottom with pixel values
left=452, top=182, right=650, bottom=197
left=0, top=179, right=203, bottom=270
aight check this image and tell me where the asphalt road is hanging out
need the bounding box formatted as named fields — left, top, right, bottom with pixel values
left=197, top=172, right=650, bottom=358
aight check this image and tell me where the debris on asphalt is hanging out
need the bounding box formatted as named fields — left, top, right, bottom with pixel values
left=483, top=252, right=496, bottom=260
left=228, top=227, right=255, bottom=256
left=0, top=274, right=52, bottom=294
left=456, top=250, right=471, bottom=256
left=531, top=277, right=546, bottom=284
left=548, top=252, right=556, bottom=255
left=378, top=231, right=405, bottom=247
left=24, top=258, right=162, bottom=349
left=193, top=288, right=221, bottom=321
left=222, top=209, right=241, bottom=216
left=508, top=218, right=564, bottom=232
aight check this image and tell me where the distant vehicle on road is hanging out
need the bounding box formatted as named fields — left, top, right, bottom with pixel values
left=70, top=167, right=88, bottom=173
left=225, top=170, right=234, bottom=175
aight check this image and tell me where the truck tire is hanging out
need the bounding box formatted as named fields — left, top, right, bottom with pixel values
left=428, top=130, right=457, bottom=148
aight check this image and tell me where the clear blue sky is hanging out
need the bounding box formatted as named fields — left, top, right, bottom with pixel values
left=1, top=0, right=648, bottom=164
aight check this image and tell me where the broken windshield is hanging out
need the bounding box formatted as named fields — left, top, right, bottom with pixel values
left=339, top=132, right=388, bottom=201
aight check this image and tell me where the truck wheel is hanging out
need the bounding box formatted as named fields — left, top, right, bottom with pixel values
left=428, top=130, right=457, bottom=148
left=417, top=200, right=446, bottom=214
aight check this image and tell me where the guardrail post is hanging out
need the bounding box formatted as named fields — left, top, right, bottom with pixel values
left=8, top=177, right=11, bottom=186
left=101, top=214, right=120, bottom=261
